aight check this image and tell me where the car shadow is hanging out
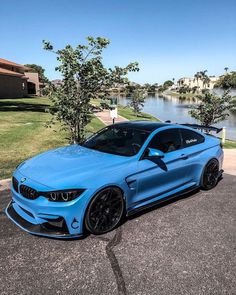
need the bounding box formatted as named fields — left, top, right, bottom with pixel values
left=125, top=175, right=223, bottom=223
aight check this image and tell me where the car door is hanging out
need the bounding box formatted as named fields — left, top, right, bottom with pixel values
left=130, top=128, right=192, bottom=207
left=179, top=128, right=206, bottom=183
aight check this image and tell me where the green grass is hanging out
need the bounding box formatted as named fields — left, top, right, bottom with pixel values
left=166, top=91, right=198, bottom=98
left=117, top=105, right=160, bottom=121
left=92, top=98, right=161, bottom=121
left=0, top=97, right=104, bottom=179
left=223, top=139, right=236, bottom=149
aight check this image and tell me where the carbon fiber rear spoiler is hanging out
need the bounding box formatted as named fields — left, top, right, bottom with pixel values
left=180, top=124, right=222, bottom=134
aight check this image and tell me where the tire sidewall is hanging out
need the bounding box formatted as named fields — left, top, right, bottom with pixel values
left=201, top=158, right=219, bottom=191
left=84, top=186, right=125, bottom=235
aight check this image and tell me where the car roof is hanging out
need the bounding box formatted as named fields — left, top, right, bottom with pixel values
left=113, top=121, right=173, bottom=132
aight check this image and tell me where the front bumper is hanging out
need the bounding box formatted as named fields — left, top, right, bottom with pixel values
left=6, top=201, right=82, bottom=239
left=6, top=172, right=96, bottom=238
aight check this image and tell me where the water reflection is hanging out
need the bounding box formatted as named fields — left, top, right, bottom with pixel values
left=118, top=92, right=236, bottom=140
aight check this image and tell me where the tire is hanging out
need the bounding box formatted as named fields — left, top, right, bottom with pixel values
left=85, top=187, right=124, bottom=235
left=201, top=159, right=219, bottom=190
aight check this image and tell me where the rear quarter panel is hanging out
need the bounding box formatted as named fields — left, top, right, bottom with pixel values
left=187, top=134, right=223, bottom=186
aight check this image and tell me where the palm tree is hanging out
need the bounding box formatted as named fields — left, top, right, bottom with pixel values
left=199, top=70, right=209, bottom=89
left=203, top=76, right=210, bottom=89
left=224, top=67, right=229, bottom=74
left=194, top=72, right=201, bottom=90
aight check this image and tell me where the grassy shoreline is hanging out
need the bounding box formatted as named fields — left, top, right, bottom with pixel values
left=0, top=96, right=235, bottom=179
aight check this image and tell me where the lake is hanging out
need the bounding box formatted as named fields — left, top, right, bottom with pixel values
left=118, top=91, right=236, bottom=140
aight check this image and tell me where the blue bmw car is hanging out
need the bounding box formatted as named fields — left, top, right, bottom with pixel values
left=6, top=121, right=223, bottom=238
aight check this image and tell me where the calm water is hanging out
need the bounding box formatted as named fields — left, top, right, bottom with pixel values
left=118, top=91, right=236, bottom=140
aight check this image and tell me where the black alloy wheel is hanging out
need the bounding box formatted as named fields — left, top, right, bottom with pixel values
left=85, top=187, right=124, bottom=235
left=201, top=159, right=219, bottom=190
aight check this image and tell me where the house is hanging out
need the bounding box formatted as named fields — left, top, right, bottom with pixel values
left=0, top=58, right=40, bottom=98
left=51, top=79, right=63, bottom=88
left=177, top=76, right=219, bottom=90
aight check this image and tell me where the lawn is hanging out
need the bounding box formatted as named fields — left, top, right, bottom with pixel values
left=223, top=139, right=236, bottom=149
left=117, top=105, right=160, bottom=121
left=92, top=98, right=160, bottom=121
left=0, top=97, right=104, bottom=179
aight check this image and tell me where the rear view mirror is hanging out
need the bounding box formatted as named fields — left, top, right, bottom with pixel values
left=148, top=148, right=164, bottom=158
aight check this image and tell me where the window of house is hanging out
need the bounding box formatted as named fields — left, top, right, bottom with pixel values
left=148, top=129, right=182, bottom=153
left=180, top=129, right=205, bottom=148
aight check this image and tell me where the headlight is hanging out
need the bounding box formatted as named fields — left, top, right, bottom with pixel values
left=44, top=189, right=85, bottom=202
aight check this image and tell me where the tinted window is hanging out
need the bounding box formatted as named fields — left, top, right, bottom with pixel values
left=82, top=126, right=150, bottom=156
left=180, top=129, right=205, bottom=148
left=148, top=129, right=182, bottom=153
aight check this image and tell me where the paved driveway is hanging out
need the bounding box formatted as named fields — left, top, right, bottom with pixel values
left=0, top=174, right=235, bottom=295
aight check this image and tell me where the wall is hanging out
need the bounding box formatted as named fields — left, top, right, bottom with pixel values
left=0, top=74, right=28, bottom=98
left=25, top=72, right=40, bottom=95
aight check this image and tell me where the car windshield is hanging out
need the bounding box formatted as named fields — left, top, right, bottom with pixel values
left=82, top=126, right=150, bottom=156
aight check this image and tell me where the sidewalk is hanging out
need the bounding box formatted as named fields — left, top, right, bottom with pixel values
left=223, top=149, right=236, bottom=176
left=95, top=109, right=128, bottom=125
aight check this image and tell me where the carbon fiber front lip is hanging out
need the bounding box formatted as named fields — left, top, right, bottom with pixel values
left=5, top=201, right=83, bottom=239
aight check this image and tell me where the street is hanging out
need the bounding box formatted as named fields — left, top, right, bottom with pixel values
left=0, top=174, right=235, bottom=295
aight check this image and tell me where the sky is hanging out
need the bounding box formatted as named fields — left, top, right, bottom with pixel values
left=0, top=0, right=236, bottom=84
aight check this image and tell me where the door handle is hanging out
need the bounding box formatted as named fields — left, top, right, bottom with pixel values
left=180, top=154, right=189, bottom=160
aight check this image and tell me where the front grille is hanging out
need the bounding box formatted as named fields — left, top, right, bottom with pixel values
left=20, top=185, right=38, bottom=200
left=12, top=177, right=19, bottom=193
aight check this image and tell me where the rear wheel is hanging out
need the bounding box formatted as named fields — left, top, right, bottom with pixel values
left=201, top=159, right=219, bottom=190
left=85, top=187, right=124, bottom=235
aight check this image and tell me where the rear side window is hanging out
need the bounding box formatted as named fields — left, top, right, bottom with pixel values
left=180, top=129, right=205, bottom=148
left=148, top=129, right=182, bottom=153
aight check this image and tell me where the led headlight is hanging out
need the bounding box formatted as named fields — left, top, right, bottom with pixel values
left=45, top=189, right=85, bottom=202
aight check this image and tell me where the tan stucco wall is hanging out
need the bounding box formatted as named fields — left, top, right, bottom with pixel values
left=0, top=74, right=28, bottom=98
left=178, top=77, right=219, bottom=90
left=25, top=72, right=40, bottom=95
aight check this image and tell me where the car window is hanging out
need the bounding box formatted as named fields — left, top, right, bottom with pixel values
left=148, top=129, right=182, bottom=153
left=82, top=126, right=150, bottom=156
left=180, top=129, right=205, bottom=148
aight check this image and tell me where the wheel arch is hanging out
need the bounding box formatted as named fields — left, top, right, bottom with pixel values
left=82, top=184, right=126, bottom=234
left=200, top=157, right=220, bottom=188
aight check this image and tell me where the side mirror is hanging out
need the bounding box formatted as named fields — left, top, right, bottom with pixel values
left=147, top=148, right=164, bottom=158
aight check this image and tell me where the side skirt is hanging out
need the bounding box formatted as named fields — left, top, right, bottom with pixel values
left=126, top=185, right=199, bottom=217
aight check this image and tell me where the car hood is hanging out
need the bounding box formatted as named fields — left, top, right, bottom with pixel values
left=17, top=145, right=131, bottom=188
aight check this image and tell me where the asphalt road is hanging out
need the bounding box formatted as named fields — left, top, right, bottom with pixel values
left=0, top=174, right=235, bottom=295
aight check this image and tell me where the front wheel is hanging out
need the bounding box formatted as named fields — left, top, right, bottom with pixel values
left=85, top=187, right=124, bottom=235
left=201, top=159, right=219, bottom=190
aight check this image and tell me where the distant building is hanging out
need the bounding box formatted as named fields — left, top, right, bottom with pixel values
left=51, top=79, right=63, bottom=87
left=0, top=58, right=40, bottom=98
left=177, top=76, right=219, bottom=90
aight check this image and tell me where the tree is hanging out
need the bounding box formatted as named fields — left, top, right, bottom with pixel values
left=189, top=90, right=234, bottom=126
left=43, top=37, right=139, bottom=143
left=198, top=70, right=209, bottom=89
left=194, top=72, right=201, bottom=90
left=224, top=67, right=229, bottom=74
left=202, top=75, right=210, bottom=89
left=24, top=64, right=48, bottom=83
left=215, top=72, right=236, bottom=89
left=163, top=80, right=174, bottom=88
left=129, top=88, right=145, bottom=116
